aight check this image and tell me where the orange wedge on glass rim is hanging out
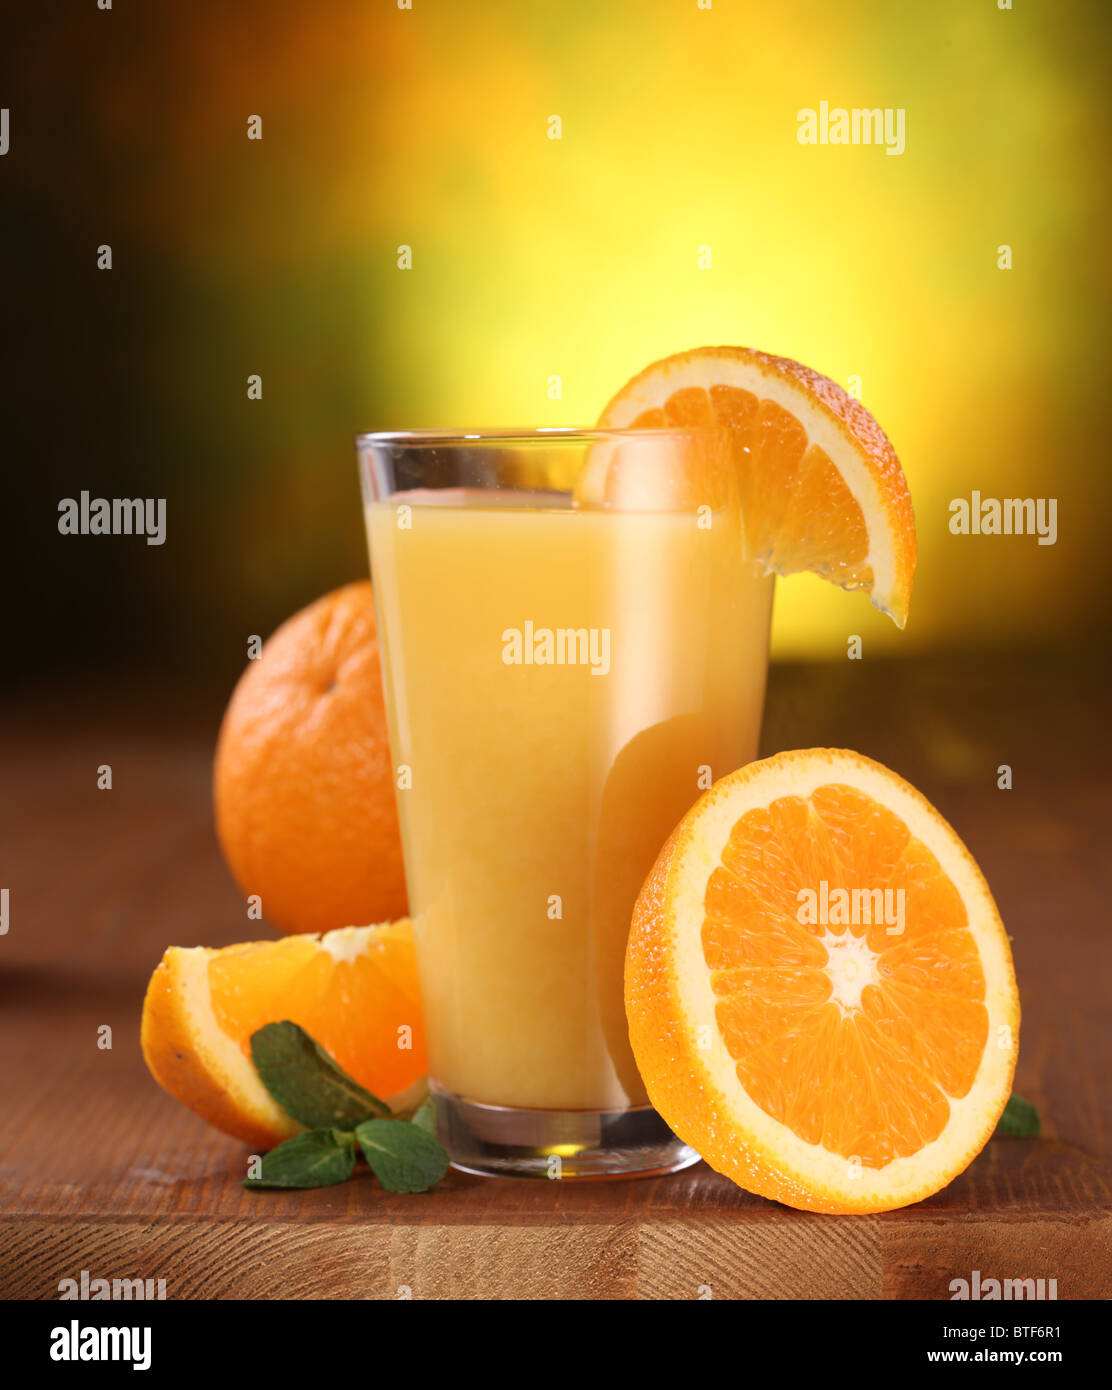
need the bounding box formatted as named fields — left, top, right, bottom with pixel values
left=626, top=749, right=1019, bottom=1214
left=579, top=345, right=917, bottom=627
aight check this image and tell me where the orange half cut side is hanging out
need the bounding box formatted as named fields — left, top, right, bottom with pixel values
left=626, top=749, right=1018, bottom=1213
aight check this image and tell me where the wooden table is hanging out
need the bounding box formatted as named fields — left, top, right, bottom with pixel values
left=2, top=657, right=1109, bottom=1299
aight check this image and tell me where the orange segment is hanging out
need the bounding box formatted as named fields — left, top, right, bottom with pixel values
left=141, top=921, right=426, bottom=1148
left=626, top=749, right=1019, bottom=1213
left=586, top=346, right=917, bottom=625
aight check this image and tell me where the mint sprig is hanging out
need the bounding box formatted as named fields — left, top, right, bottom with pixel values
left=355, top=1118, right=450, bottom=1193
left=243, top=1128, right=356, bottom=1189
left=241, top=1022, right=448, bottom=1193
left=250, top=1020, right=392, bottom=1128
left=994, top=1093, right=1041, bottom=1139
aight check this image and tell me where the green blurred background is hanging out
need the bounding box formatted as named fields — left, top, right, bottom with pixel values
left=2, top=0, right=1109, bottom=695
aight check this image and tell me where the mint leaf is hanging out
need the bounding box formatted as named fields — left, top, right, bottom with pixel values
left=241, top=1025, right=443, bottom=1196
left=355, top=1118, right=449, bottom=1193
left=410, top=1100, right=437, bottom=1136
left=994, top=1093, right=1041, bottom=1139
left=242, top=1128, right=356, bottom=1189
left=250, top=1021, right=391, bottom=1129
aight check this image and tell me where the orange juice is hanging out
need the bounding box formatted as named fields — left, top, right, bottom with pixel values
left=367, top=490, right=773, bottom=1112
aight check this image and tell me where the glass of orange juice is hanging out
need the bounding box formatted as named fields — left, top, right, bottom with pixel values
left=356, top=428, right=774, bottom=1178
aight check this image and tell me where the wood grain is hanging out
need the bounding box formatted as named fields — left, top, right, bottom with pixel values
left=1, top=657, right=1109, bottom=1299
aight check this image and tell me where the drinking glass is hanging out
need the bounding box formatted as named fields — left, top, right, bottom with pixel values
left=356, top=427, right=773, bottom=1177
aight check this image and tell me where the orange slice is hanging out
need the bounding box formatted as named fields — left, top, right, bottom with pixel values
left=626, top=749, right=1019, bottom=1213
left=141, top=921, right=426, bottom=1148
left=585, top=346, right=917, bottom=626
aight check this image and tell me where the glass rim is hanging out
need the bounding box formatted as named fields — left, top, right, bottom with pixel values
left=355, top=425, right=727, bottom=448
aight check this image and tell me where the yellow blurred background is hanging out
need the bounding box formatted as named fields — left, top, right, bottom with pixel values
left=5, top=0, right=1109, bottom=681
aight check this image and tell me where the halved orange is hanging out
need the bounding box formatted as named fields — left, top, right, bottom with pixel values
left=583, top=346, right=917, bottom=626
left=626, top=749, right=1019, bottom=1213
left=141, top=921, right=426, bottom=1148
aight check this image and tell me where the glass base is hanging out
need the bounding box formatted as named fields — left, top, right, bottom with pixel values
left=429, top=1081, right=700, bottom=1179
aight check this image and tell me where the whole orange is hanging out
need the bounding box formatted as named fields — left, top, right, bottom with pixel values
left=214, top=581, right=408, bottom=935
